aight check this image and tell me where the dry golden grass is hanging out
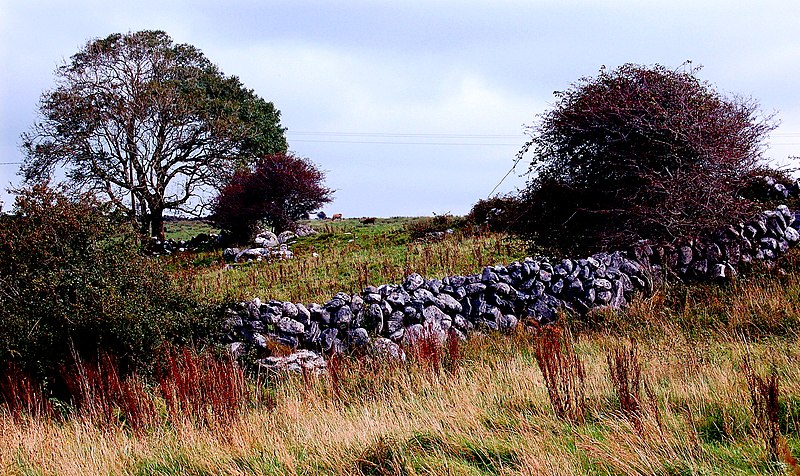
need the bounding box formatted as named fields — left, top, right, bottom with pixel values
left=3, top=326, right=799, bottom=475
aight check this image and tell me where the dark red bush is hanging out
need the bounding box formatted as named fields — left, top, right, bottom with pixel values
left=211, top=152, right=332, bottom=244
left=517, top=63, right=779, bottom=253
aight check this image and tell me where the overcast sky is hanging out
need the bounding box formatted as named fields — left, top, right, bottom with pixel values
left=2, top=0, right=799, bottom=217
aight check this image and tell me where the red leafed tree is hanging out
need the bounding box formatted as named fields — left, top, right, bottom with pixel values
left=211, top=153, right=332, bottom=243
left=516, top=63, right=779, bottom=253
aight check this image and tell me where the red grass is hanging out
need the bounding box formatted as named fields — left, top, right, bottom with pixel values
left=607, top=344, right=643, bottom=432
left=158, top=347, right=253, bottom=427
left=532, top=325, right=586, bottom=423
left=0, top=363, right=52, bottom=421
left=64, top=353, right=157, bottom=432
left=742, top=355, right=781, bottom=461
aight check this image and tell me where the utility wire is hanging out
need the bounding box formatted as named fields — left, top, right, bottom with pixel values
left=291, top=139, right=518, bottom=146
left=287, top=131, right=522, bottom=138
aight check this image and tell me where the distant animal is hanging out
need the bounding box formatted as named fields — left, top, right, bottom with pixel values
left=361, top=217, right=376, bottom=225
left=331, top=213, right=343, bottom=220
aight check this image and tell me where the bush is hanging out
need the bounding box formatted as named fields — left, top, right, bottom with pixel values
left=0, top=184, right=210, bottom=389
left=405, top=213, right=467, bottom=240
left=211, top=152, right=332, bottom=244
left=467, top=195, right=526, bottom=233
left=517, top=63, right=779, bottom=254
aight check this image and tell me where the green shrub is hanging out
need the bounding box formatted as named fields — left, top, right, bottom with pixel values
left=0, top=184, right=211, bottom=388
left=466, top=195, right=526, bottom=234
left=405, top=214, right=467, bottom=240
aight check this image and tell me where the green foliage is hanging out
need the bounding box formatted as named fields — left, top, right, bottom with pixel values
left=0, top=184, right=210, bottom=386
left=517, top=63, right=779, bottom=254
left=20, top=30, right=287, bottom=238
left=467, top=195, right=526, bottom=233
left=404, top=213, right=467, bottom=240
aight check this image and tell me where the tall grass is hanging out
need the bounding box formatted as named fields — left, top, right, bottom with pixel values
left=3, top=329, right=800, bottom=474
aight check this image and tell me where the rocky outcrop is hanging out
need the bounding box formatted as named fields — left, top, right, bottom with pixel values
left=223, top=227, right=317, bottom=263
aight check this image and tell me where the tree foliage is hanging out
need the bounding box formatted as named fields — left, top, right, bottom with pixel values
left=21, top=30, right=287, bottom=238
left=0, top=184, right=209, bottom=386
left=211, top=152, right=333, bottom=244
left=517, top=63, right=779, bottom=253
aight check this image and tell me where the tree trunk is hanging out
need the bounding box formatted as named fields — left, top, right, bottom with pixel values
left=150, top=208, right=165, bottom=240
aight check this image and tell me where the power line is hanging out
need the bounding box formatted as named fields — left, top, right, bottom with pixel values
left=0, top=162, right=21, bottom=165
left=287, top=131, right=523, bottom=139
left=291, top=139, right=518, bottom=146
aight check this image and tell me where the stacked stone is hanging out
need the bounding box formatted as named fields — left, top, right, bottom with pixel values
left=632, top=205, right=799, bottom=281
left=149, top=233, right=221, bottom=255
left=223, top=230, right=299, bottom=263
left=222, top=251, right=652, bottom=367
left=222, top=204, right=800, bottom=372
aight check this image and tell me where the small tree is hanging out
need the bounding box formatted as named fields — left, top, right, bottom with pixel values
left=517, top=63, right=778, bottom=252
left=211, top=153, right=332, bottom=244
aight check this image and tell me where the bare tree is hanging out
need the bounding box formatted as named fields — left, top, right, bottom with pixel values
left=21, top=30, right=287, bottom=238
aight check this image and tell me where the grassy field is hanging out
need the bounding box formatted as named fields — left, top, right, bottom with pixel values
left=3, top=218, right=800, bottom=475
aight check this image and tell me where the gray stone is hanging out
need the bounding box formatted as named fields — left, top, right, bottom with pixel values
left=403, top=273, right=425, bottom=292
left=481, top=268, right=499, bottom=283
left=334, top=306, right=353, bottom=327
left=678, top=245, right=693, bottom=265
left=412, top=288, right=436, bottom=304
left=434, top=293, right=463, bottom=314
left=334, top=292, right=352, bottom=304
left=258, top=350, right=326, bottom=375
left=371, top=337, right=405, bottom=361
left=465, top=283, right=487, bottom=294
left=281, top=301, right=298, bottom=319
left=592, top=278, right=613, bottom=291
left=423, top=305, right=451, bottom=328
left=364, top=293, right=382, bottom=303
left=550, top=279, right=564, bottom=295
left=499, top=314, right=518, bottom=331
left=350, top=295, right=364, bottom=314
left=228, top=342, right=245, bottom=359
left=453, top=314, right=473, bottom=331
left=320, top=328, right=338, bottom=352
left=596, top=290, right=613, bottom=304
left=387, top=311, right=405, bottom=333
left=254, top=231, right=279, bottom=248
left=303, top=321, right=321, bottom=345
left=222, top=247, right=240, bottom=262
left=425, top=279, right=443, bottom=294
left=277, top=230, right=297, bottom=244
left=386, top=291, right=409, bottom=308
left=325, top=297, right=346, bottom=311
left=275, top=317, right=305, bottom=335
left=295, top=303, right=311, bottom=325
left=493, top=282, right=514, bottom=297
left=348, top=328, right=370, bottom=347
left=252, top=332, right=268, bottom=348
left=309, top=303, right=331, bottom=325
left=786, top=226, right=800, bottom=243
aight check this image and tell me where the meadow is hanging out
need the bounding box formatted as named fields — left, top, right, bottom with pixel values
left=3, top=218, right=800, bottom=475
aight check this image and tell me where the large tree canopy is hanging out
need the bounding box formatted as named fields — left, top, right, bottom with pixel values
left=516, top=63, right=778, bottom=253
left=21, top=30, right=288, bottom=238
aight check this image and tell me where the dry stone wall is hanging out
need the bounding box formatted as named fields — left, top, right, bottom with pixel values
left=223, top=203, right=800, bottom=372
